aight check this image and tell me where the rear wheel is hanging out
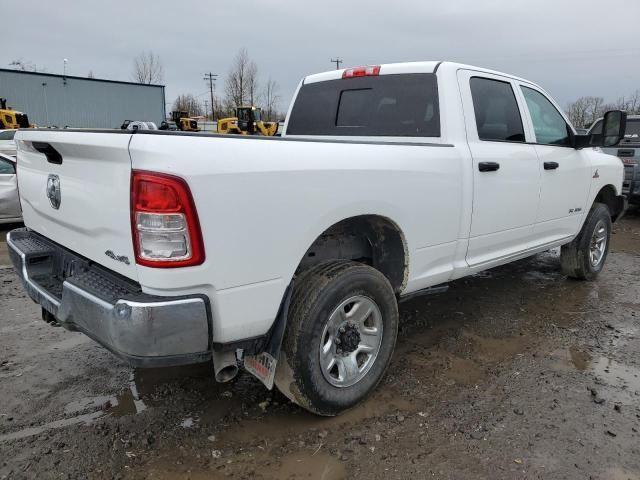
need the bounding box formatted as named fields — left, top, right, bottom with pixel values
left=561, top=203, right=611, bottom=280
left=275, top=260, right=398, bottom=416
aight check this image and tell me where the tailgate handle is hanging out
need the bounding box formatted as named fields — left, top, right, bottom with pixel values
left=32, top=142, right=62, bottom=165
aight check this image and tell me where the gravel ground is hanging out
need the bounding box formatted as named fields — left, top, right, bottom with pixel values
left=0, top=210, right=639, bottom=480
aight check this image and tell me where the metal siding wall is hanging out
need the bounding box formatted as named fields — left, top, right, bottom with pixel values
left=0, top=70, right=164, bottom=128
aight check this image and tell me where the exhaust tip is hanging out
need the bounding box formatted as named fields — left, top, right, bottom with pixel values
left=212, top=350, right=239, bottom=383
left=215, top=364, right=239, bottom=383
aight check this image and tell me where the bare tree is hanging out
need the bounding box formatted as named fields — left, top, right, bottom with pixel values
left=225, top=48, right=249, bottom=107
left=87, top=71, right=95, bottom=79
left=566, top=96, right=606, bottom=128
left=246, top=61, right=259, bottom=106
left=568, top=89, right=640, bottom=128
left=225, top=48, right=259, bottom=108
left=172, top=94, right=204, bottom=117
left=262, top=77, right=280, bottom=122
left=615, top=90, right=640, bottom=114
left=132, top=51, right=164, bottom=84
left=566, top=97, right=591, bottom=128
left=588, top=96, right=604, bottom=126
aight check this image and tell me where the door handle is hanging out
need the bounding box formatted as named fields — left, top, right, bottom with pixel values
left=478, top=162, right=500, bottom=172
left=544, top=161, right=559, bottom=170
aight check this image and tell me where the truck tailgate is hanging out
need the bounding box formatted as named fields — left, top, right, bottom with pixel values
left=15, top=130, right=137, bottom=280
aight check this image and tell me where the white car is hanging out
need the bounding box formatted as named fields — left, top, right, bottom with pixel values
left=0, top=153, right=21, bottom=224
left=0, top=129, right=17, bottom=157
left=8, top=61, right=627, bottom=415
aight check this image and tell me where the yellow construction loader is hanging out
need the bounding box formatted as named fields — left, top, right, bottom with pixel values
left=217, top=106, right=278, bottom=136
left=170, top=111, right=200, bottom=132
left=0, top=98, right=32, bottom=129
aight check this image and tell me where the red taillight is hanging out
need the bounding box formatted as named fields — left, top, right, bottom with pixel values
left=342, top=65, right=381, bottom=79
left=131, top=170, right=205, bottom=268
left=621, top=158, right=634, bottom=165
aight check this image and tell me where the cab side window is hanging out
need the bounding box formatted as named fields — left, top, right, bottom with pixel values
left=521, top=86, right=570, bottom=146
left=0, top=158, right=15, bottom=174
left=470, top=77, right=525, bottom=143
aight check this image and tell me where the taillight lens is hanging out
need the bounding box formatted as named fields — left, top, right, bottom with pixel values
left=342, top=65, right=381, bottom=79
left=131, top=171, right=204, bottom=268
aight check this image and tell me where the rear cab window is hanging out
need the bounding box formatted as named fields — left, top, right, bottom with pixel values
left=286, top=74, right=440, bottom=137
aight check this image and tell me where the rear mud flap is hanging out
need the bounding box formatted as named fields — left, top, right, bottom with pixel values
left=243, top=285, right=292, bottom=389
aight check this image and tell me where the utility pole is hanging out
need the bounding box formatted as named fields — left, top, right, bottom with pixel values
left=331, top=57, right=343, bottom=70
left=203, top=72, right=218, bottom=120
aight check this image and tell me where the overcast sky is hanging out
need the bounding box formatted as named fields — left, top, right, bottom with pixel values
left=4, top=0, right=640, bottom=114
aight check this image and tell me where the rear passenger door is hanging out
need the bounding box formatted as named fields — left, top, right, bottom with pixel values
left=457, top=70, right=541, bottom=267
left=516, top=84, right=591, bottom=244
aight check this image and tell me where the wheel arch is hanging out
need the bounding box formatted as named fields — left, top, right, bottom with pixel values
left=292, top=214, right=409, bottom=295
left=594, top=184, right=625, bottom=222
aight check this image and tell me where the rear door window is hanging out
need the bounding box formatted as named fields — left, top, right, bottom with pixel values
left=470, top=77, right=525, bottom=142
left=287, top=73, right=440, bottom=137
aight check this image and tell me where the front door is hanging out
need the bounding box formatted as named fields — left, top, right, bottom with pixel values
left=516, top=83, right=591, bottom=244
left=457, top=70, right=541, bottom=267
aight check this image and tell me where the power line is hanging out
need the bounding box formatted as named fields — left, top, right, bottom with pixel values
left=331, top=57, right=343, bottom=70
left=203, top=72, right=218, bottom=120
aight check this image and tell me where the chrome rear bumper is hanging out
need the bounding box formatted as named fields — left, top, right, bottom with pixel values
left=7, top=228, right=212, bottom=367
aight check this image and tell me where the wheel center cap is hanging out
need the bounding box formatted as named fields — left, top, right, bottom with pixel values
left=338, top=323, right=361, bottom=353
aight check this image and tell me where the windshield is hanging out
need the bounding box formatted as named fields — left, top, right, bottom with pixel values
left=624, top=119, right=640, bottom=140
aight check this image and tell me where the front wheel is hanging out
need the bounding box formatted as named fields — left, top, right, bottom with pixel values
left=275, top=261, right=398, bottom=416
left=561, top=202, right=612, bottom=280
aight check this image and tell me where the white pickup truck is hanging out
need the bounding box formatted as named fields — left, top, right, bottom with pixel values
left=8, top=61, right=628, bottom=415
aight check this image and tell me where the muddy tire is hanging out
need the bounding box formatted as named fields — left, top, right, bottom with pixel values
left=274, top=260, right=398, bottom=416
left=561, top=202, right=611, bottom=280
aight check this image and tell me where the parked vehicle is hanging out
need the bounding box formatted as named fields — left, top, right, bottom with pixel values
left=589, top=115, right=640, bottom=205
left=8, top=61, right=627, bottom=415
left=121, top=120, right=158, bottom=131
left=170, top=111, right=200, bottom=132
left=0, top=129, right=17, bottom=157
left=0, top=98, right=32, bottom=129
left=159, top=121, right=178, bottom=131
left=217, top=106, right=278, bottom=136
left=0, top=153, right=21, bottom=224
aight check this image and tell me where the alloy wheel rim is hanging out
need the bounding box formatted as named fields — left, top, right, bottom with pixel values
left=319, top=295, right=383, bottom=388
left=589, top=220, right=608, bottom=268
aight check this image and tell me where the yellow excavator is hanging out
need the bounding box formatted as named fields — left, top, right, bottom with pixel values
left=217, top=106, right=278, bottom=136
left=0, top=98, right=33, bottom=129
left=170, top=111, right=200, bottom=132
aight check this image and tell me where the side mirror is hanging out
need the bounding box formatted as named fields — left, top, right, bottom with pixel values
left=601, top=110, right=627, bottom=147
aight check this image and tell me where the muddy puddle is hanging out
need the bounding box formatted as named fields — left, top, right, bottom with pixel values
left=560, top=346, right=640, bottom=398
left=217, top=385, right=415, bottom=445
